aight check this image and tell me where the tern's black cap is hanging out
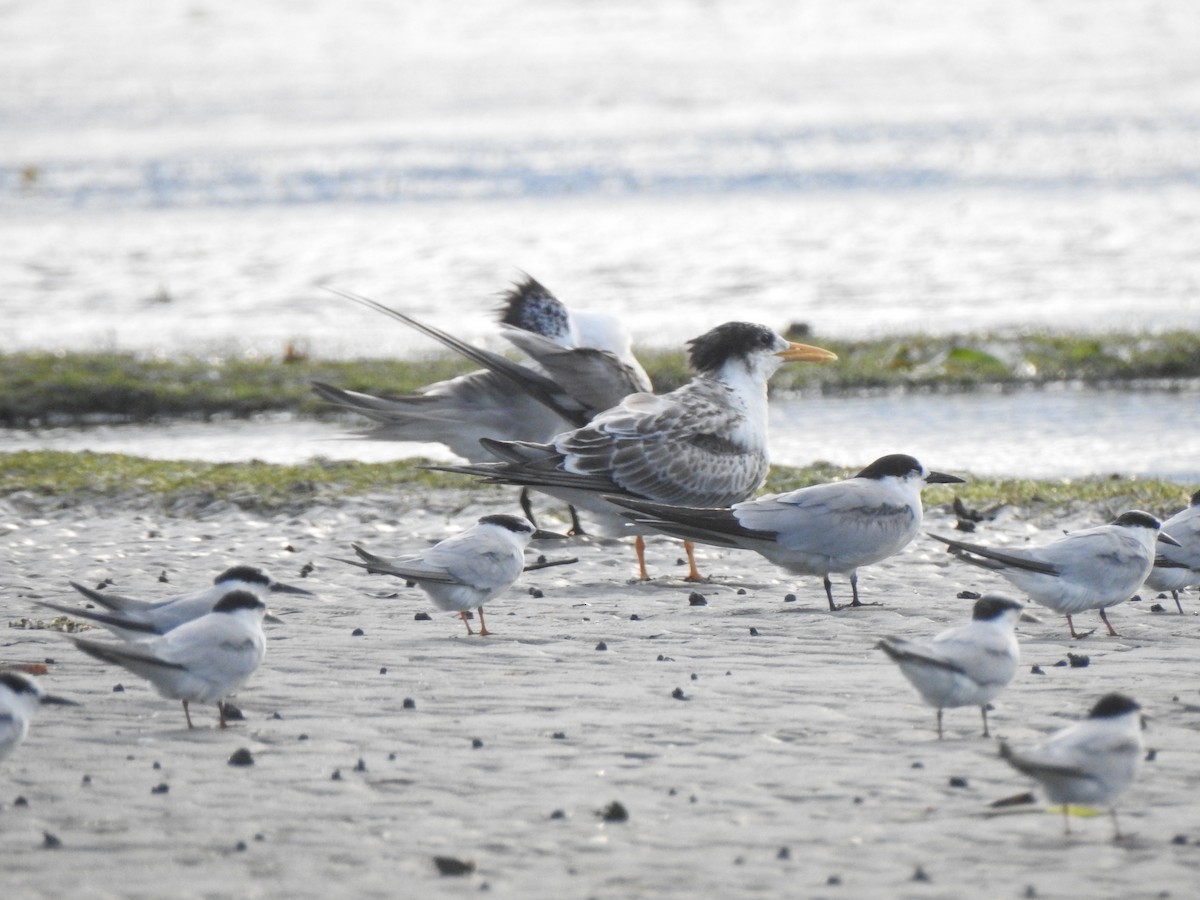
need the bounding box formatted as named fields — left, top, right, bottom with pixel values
left=972, top=594, right=1024, bottom=620
left=0, top=671, right=38, bottom=696
left=686, top=322, right=781, bottom=374
left=1088, top=693, right=1141, bottom=719
left=478, top=514, right=536, bottom=534
left=1112, top=510, right=1161, bottom=530
left=214, top=566, right=271, bottom=588
left=213, top=590, right=267, bottom=614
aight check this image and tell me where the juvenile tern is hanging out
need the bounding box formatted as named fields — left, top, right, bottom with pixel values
left=877, top=594, right=1023, bottom=739
left=0, top=670, right=77, bottom=761
left=35, top=565, right=310, bottom=641
left=336, top=514, right=562, bottom=636
left=433, top=322, right=837, bottom=580
left=999, top=693, right=1144, bottom=838
left=930, top=511, right=1178, bottom=638
left=611, top=453, right=962, bottom=607
left=67, top=589, right=268, bottom=729
left=1143, top=490, right=1200, bottom=613
left=313, top=277, right=651, bottom=529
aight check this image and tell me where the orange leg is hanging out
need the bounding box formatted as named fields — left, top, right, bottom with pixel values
left=459, top=610, right=475, bottom=635
left=682, top=541, right=704, bottom=582
left=635, top=535, right=650, bottom=581
left=477, top=607, right=490, bottom=636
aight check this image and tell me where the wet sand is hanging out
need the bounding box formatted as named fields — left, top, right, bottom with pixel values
left=2, top=488, right=1198, bottom=899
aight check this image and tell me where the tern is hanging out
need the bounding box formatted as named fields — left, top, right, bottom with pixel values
left=335, top=514, right=563, bottom=636
left=0, top=670, right=77, bottom=761
left=930, top=511, right=1178, bottom=638
left=611, top=453, right=962, bottom=607
left=313, top=277, right=651, bottom=530
left=999, top=693, right=1144, bottom=839
left=67, top=589, right=268, bottom=729
left=877, top=594, right=1023, bottom=738
left=432, top=322, right=837, bottom=581
left=1143, top=490, right=1200, bottom=613
left=34, top=565, right=310, bottom=641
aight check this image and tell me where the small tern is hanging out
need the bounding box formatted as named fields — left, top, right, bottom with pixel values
left=877, top=594, right=1023, bottom=739
left=313, top=277, right=651, bottom=530
left=611, top=453, right=962, bottom=607
left=930, top=511, right=1178, bottom=638
left=335, top=514, right=563, bottom=636
left=433, top=322, right=837, bottom=581
left=999, top=693, right=1144, bottom=839
left=67, top=589, right=268, bottom=729
left=0, top=670, right=77, bottom=761
left=1143, top=489, right=1200, bottom=613
left=34, top=565, right=310, bottom=641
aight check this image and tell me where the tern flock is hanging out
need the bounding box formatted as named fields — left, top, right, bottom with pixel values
left=6, top=275, right=1195, bottom=841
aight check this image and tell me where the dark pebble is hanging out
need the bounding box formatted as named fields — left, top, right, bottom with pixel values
left=912, top=866, right=931, bottom=883
left=949, top=777, right=969, bottom=789
left=957, top=590, right=982, bottom=600
left=552, top=732, right=566, bottom=740
left=331, top=770, right=342, bottom=781
left=158, top=571, right=169, bottom=583
left=379, top=667, right=388, bottom=674
left=152, top=761, right=161, bottom=770
left=300, top=562, right=315, bottom=577
left=690, top=673, right=698, bottom=681
left=433, top=856, right=476, bottom=877
left=472, top=738, right=484, bottom=749
left=351, top=628, right=365, bottom=637
left=676, top=558, right=687, bottom=566
left=228, top=748, right=255, bottom=767
left=783, top=593, right=797, bottom=603
left=629, top=614, right=640, bottom=621
left=415, top=612, right=432, bottom=621
left=113, top=684, right=124, bottom=693
left=599, top=801, right=629, bottom=823
left=537, top=554, right=547, bottom=564
left=284, top=544, right=295, bottom=552
left=550, top=809, right=566, bottom=819
left=688, top=592, right=707, bottom=606
left=42, top=832, right=62, bottom=850
left=734, top=856, right=745, bottom=866
left=672, top=687, right=687, bottom=701
left=81, top=775, right=91, bottom=785
left=355, top=758, right=367, bottom=772
left=403, top=698, right=416, bottom=709
left=151, top=784, right=169, bottom=795
left=990, top=792, right=1036, bottom=808
left=388, top=752, right=396, bottom=761
left=529, top=588, right=544, bottom=599
left=853, top=797, right=863, bottom=804
left=1031, top=665, right=1044, bottom=675
left=1067, top=653, right=1090, bottom=668
left=255, top=834, right=265, bottom=841
left=1151, top=603, right=1165, bottom=613
left=272, top=712, right=283, bottom=720
left=235, top=841, right=248, bottom=852
left=1172, top=834, right=1188, bottom=845
left=827, top=875, right=842, bottom=886
left=43, top=658, right=55, bottom=665
left=222, top=704, right=244, bottom=721
left=595, top=641, right=608, bottom=651
left=298, top=734, right=309, bottom=741
left=1024, top=886, right=1038, bottom=899
left=1053, top=660, right=1068, bottom=667
left=406, top=580, right=416, bottom=588
left=777, top=847, right=790, bottom=860
left=14, top=796, right=28, bottom=807
left=911, top=762, right=924, bottom=769
left=1146, top=749, right=1158, bottom=762
left=749, top=627, right=759, bottom=636
left=1131, top=594, right=1143, bottom=603
left=737, top=589, right=747, bottom=595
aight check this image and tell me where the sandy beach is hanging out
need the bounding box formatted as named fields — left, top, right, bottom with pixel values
left=2, top=485, right=1197, bottom=899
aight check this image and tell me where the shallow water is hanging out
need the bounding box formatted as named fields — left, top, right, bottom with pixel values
left=5, top=386, right=1198, bottom=483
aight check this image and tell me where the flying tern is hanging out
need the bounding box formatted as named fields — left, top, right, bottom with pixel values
left=930, top=511, right=1178, bottom=638
left=878, top=594, right=1023, bottom=738
left=1000, top=693, right=1144, bottom=839
left=67, top=589, right=268, bottom=729
left=432, top=321, right=837, bottom=580
left=611, top=453, right=962, bottom=607
left=34, top=565, right=310, bottom=641
left=1143, top=490, right=1200, bottom=613
left=335, top=514, right=563, bottom=636
left=0, top=670, right=77, bottom=761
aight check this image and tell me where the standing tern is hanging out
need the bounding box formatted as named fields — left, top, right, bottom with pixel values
left=67, top=589, right=268, bottom=729
left=312, top=277, right=651, bottom=530
left=877, top=594, right=1023, bottom=739
left=930, top=511, right=1178, bottom=638
left=1143, top=490, right=1200, bottom=613
left=432, top=322, right=838, bottom=581
left=33, top=565, right=310, bottom=641
left=611, top=453, right=962, bottom=607
left=999, top=693, right=1144, bottom=839
left=335, top=514, right=563, bottom=636
left=0, top=670, right=77, bottom=761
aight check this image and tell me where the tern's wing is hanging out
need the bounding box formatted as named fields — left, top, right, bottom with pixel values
left=501, top=326, right=651, bottom=414
left=927, top=534, right=1061, bottom=576
left=326, top=288, right=590, bottom=428
left=424, top=533, right=524, bottom=592
left=340, top=545, right=460, bottom=585
left=33, top=600, right=161, bottom=636
left=877, top=637, right=967, bottom=675
left=68, top=581, right=146, bottom=613
left=69, top=636, right=186, bottom=681
left=605, top=496, right=771, bottom=548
